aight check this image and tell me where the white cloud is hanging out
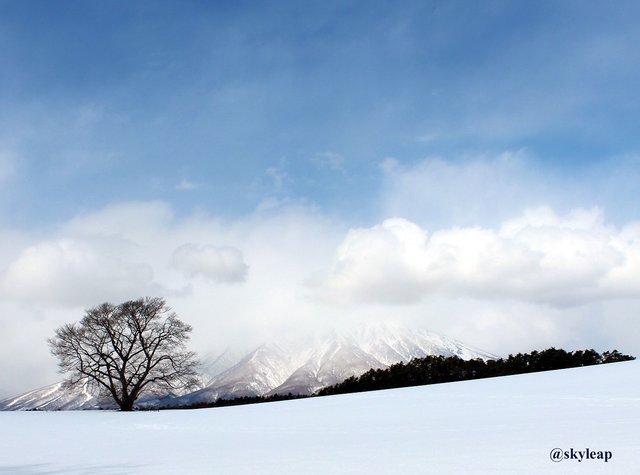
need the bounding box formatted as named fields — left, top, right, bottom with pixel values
left=65, top=200, right=174, bottom=241
left=0, top=238, right=160, bottom=308
left=172, top=244, right=248, bottom=283
left=315, top=208, right=640, bottom=307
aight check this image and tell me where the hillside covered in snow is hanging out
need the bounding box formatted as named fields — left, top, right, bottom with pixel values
left=0, top=360, right=637, bottom=474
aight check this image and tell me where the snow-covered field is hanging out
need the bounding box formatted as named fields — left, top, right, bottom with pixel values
left=1, top=360, right=638, bottom=474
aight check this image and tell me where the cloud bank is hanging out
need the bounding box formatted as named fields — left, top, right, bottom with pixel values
left=315, top=208, right=640, bottom=307
left=1, top=154, right=640, bottom=398
left=1, top=238, right=157, bottom=307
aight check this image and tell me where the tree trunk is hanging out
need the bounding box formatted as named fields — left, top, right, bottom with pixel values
left=119, top=399, right=135, bottom=411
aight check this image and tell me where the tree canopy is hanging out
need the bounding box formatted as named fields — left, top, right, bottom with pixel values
left=49, top=297, right=199, bottom=411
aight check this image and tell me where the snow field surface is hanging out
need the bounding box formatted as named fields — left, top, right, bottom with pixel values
left=1, top=360, right=638, bottom=474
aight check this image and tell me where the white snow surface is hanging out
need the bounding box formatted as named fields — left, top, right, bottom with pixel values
left=0, top=360, right=638, bottom=474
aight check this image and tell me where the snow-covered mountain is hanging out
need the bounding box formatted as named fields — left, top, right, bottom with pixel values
left=0, top=382, right=98, bottom=411
left=0, top=382, right=184, bottom=411
left=267, top=325, right=493, bottom=397
left=0, top=323, right=496, bottom=411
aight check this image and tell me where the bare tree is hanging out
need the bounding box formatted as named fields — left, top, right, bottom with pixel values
left=48, top=297, right=199, bottom=411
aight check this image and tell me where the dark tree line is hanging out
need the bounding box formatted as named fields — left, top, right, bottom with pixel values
left=316, top=348, right=635, bottom=397
left=154, top=392, right=308, bottom=411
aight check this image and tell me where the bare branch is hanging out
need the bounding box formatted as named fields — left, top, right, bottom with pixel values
left=48, top=297, right=199, bottom=411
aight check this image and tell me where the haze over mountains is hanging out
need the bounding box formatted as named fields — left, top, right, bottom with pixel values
left=0, top=324, right=495, bottom=411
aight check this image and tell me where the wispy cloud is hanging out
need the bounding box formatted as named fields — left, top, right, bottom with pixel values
left=0, top=149, right=15, bottom=182
left=175, top=178, right=201, bottom=191
left=378, top=152, right=640, bottom=229
left=415, top=133, right=440, bottom=143
left=266, top=165, right=289, bottom=191
left=312, top=151, right=345, bottom=172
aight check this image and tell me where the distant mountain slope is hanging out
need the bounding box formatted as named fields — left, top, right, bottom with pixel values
left=267, top=324, right=494, bottom=397
left=0, top=382, right=102, bottom=411
left=0, top=323, right=495, bottom=410
left=267, top=337, right=386, bottom=396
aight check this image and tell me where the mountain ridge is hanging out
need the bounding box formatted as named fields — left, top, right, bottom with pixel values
left=0, top=323, right=496, bottom=411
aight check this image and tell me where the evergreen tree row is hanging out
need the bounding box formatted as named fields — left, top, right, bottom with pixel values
left=316, top=348, right=634, bottom=397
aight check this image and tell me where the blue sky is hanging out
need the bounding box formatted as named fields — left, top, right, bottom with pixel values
left=1, top=1, right=640, bottom=396
left=2, top=0, right=639, bottom=225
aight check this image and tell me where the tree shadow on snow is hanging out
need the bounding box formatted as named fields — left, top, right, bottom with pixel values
left=0, top=464, right=144, bottom=474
